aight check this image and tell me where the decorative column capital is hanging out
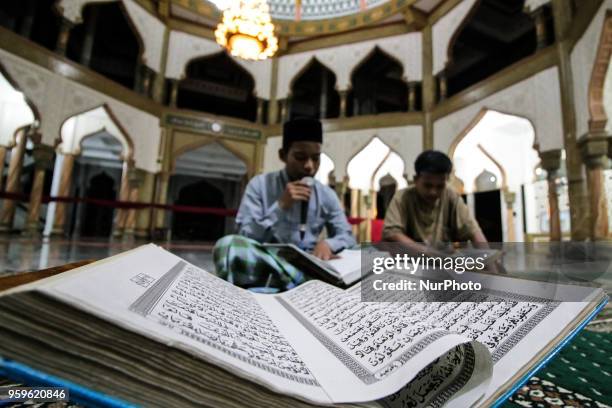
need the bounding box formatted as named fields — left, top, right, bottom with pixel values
left=578, top=133, right=610, bottom=169
left=128, top=168, right=147, bottom=188
left=538, top=149, right=562, bottom=173
left=32, top=144, right=55, bottom=171
left=503, top=191, right=516, bottom=207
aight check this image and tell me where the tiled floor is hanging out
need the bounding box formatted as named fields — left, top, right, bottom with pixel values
left=0, top=237, right=216, bottom=276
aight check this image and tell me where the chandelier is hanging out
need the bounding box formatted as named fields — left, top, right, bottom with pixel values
left=215, top=0, right=279, bottom=61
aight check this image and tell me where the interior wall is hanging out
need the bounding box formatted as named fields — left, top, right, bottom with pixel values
left=0, top=48, right=161, bottom=172
left=263, top=125, right=423, bottom=179
left=276, top=32, right=422, bottom=98
left=434, top=67, right=564, bottom=154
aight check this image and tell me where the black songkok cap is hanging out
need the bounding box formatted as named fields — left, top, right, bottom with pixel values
left=282, top=118, right=323, bottom=150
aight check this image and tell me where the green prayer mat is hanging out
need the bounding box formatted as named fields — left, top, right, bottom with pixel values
left=504, top=330, right=612, bottom=408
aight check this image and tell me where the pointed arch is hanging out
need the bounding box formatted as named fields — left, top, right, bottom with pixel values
left=450, top=108, right=538, bottom=194
left=59, top=104, right=135, bottom=163
left=65, top=1, right=144, bottom=88
left=349, top=46, right=408, bottom=116
left=444, top=0, right=538, bottom=96
left=588, top=10, right=612, bottom=133
left=171, top=139, right=252, bottom=178
left=177, top=52, right=257, bottom=121
left=0, top=64, right=39, bottom=147
left=289, top=57, right=340, bottom=119
left=346, top=136, right=407, bottom=192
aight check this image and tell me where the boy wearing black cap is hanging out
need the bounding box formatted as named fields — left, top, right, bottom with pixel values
left=213, top=118, right=355, bottom=292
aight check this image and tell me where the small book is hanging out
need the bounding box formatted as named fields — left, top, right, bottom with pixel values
left=0, top=244, right=607, bottom=407
left=264, top=243, right=369, bottom=287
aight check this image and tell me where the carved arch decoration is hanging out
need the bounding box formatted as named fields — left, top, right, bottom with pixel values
left=170, top=132, right=256, bottom=179
left=55, top=0, right=165, bottom=72
left=588, top=10, right=612, bottom=132
left=59, top=103, right=135, bottom=164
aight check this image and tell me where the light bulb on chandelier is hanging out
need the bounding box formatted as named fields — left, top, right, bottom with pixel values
left=215, top=0, right=279, bottom=61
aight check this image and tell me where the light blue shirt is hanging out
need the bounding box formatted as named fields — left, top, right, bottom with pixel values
left=235, top=170, right=356, bottom=252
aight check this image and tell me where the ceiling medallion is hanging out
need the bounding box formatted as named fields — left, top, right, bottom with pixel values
left=215, top=0, right=279, bottom=61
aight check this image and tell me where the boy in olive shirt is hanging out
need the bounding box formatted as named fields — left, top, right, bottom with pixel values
left=383, top=150, right=488, bottom=251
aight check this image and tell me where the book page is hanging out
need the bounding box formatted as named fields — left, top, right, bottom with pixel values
left=38, top=245, right=332, bottom=405
left=273, top=280, right=491, bottom=404
left=360, top=269, right=604, bottom=407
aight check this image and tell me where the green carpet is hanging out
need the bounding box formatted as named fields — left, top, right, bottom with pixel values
left=504, top=330, right=612, bottom=408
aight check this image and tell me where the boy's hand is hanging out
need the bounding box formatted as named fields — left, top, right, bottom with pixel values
left=313, top=241, right=339, bottom=261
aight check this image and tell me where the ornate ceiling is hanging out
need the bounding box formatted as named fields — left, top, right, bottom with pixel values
left=170, top=0, right=446, bottom=37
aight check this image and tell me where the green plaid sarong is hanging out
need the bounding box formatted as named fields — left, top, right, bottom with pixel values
left=213, top=235, right=305, bottom=292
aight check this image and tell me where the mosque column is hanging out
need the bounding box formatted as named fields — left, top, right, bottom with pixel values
left=80, top=7, right=99, bottom=66
left=256, top=98, right=265, bottom=123
left=339, top=90, right=349, bottom=118
left=19, top=0, right=36, bottom=39
left=503, top=190, right=517, bottom=242
left=169, top=79, right=179, bottom=107
left=123, top=168, right=145, bottom=239
left=335, top=175, right=349, bottom=206
left=153, top=171, right=171, bottom=239
left=540, top=150, right=563, bottom=241
left=437, top=71, right=448, bottom=102
left=55, top=18, right=74, bottom=56
left=279, top=98, right=289, bottom=124
left=552, top=0, right=590, bottom=240
left=135, top=171, right=155, bottom=239
left=578, top=135, right=609, bottom=240
left=267, top=57, right=279, bottom=125
left=138, top=66, right=154, bottom=97
left=51, top=153, right=76, bottom=236
left=23, top=143, right=54, bottom=237
left=0, top=146, right=7, bottom=192
left=407, top=82, right=417, bottom=112
left=532, top=7, right=549, bottom=50
left=113, top=161, right=133, bottom=238
left=422, top=24, right=435, bottom=150
left=0, top=129, right=28, bottom=233
left=350, top=188, right=360, bottom=240
left=319, top=70, right=328, bottom=119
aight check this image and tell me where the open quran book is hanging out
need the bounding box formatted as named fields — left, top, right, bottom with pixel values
left=0, top=244, right=607, bottom=407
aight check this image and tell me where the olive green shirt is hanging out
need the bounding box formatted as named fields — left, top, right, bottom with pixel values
left=382, top=187, right=483, bottom=245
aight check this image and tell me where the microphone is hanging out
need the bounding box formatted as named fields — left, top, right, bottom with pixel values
left=299, top=177, right=314, bottom=241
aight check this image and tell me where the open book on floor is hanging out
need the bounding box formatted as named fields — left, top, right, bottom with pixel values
left=0, top=244, right=607, bottom=407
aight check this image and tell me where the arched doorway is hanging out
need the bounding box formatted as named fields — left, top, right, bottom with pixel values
left=445, top=0, right=546, bottom=97
left=72, top=131, right=123, bottom=238
left=170, top=142, right=248, bottom=242
left=452, top=109, right=539, bottom=242
left=349, top=48, right=409, bottom=116
left=53, top=104, right=134, bottom=238
left=346, top=137, right=407, bottom=241
left=177, top=53, right=257, bottom=121
left=289, top=59, right=340, bottom=119
left=66, top=2, right=142, bottom=89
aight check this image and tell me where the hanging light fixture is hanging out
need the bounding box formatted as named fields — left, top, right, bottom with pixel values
left=215, top=0, right=279, bottom=61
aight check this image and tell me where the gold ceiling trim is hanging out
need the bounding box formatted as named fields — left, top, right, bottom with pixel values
left=172, top=0, right=417, bottom=36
